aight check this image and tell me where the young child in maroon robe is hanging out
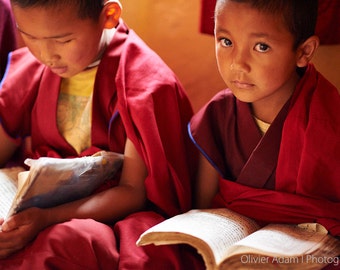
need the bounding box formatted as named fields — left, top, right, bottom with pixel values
left=189, top=0, right=340, bottom=260
left=0, top=0, right=197, bottom=269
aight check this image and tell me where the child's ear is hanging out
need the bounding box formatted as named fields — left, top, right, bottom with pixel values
left=101, top=0, right=122, bottom=29
left=296, top=35, right=320, bottom=68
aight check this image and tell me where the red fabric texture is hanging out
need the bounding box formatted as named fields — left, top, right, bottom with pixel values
left=200, top=0, right=340, bottom=44
left=0, top=0, right=17, bottom=79
left=315, top=0, right=340, bottom=44
left=0, top=20, right=198, bottom=269
left=0, top=213, right=205, bottom=270
left=276, top=65, right=340, bottom=201
left=4, top=212, right=338, bottom=270
left=199, top=0, right=215, bottom=35
left=213, top=178, right=340, bottom=235
left=0, top=219, right=119, bottom=270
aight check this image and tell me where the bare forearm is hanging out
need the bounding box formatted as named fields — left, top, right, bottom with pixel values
left=195, top=154, right=219, bottom=209
left=45, top=185, right=146, bottom=226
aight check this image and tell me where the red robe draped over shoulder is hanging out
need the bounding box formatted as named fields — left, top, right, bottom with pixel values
left=189, top=64, right=340, bottom=236
left=0, top=20, right=199, bottom=269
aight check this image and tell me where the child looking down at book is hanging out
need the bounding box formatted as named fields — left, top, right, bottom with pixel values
left=0, top=0, right=197, bottom=268
left=189, top=0, right=340, bottom=239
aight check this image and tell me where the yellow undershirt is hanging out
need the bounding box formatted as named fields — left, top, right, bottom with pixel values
left=57, top=67, right=98, bottom=154
left=254, top=116, right=270, bottom=134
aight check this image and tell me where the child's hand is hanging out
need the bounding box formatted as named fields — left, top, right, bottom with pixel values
left=0, top=208, right=50, bottom=259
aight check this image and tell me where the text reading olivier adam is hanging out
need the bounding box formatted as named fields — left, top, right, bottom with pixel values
left=240, top=255, right=339, bottom=267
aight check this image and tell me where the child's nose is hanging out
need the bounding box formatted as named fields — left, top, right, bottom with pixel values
left=39, top=42, right=60, bottom=66
left=230, top=48, right=251, bottom=73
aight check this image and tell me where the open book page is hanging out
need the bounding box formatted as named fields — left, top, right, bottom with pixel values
left=0, top=167, right=25, bottom=218
left=137, top=208, right=260, bottom=268
left=17, top=171, right=30, bottom=191
left=137, top=209, right=340, bottom=270
left=219, top=223, right=340, bottom=270
left=227, top=223, right=330, bottom=257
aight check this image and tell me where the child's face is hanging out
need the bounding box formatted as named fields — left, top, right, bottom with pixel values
left=215, top=1, right=300, bottom=111
left=12, top=4, right=104, bottom=78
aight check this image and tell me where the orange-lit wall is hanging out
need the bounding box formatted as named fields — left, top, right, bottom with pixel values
left=120, top=0, right=225, bottom=112
left=312, top=45, right=340, bottom=90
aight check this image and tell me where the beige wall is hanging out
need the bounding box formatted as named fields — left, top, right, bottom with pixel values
left=120, top=1, right=340, bottom=112
left=120, top=0, right=225, bottom=112
left=312, top=45, right=340, bottom=89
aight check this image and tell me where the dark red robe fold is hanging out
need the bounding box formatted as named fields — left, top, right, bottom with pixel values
left=189, top=64, right=340, bottom=236
left=0, top=0, right=17, bottom=80
left=0, top=19, right=198, bottom=269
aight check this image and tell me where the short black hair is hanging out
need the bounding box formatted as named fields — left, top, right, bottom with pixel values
left=10, top=0, right=104, bottom=21
left=215, top=0, right=318, bottom=49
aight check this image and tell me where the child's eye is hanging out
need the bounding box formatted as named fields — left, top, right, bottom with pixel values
left=26, top=36, right=38, bottom=41
left=220, top=38, right=232, bottom=47
left=55, top=39, right=72, bottom=44
left=254, top=43, right=270, bottom=52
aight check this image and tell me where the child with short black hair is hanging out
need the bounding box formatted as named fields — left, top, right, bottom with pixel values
left=187, top=1, right=340, bottom=268
left=189, top=0, right=340, bottom=238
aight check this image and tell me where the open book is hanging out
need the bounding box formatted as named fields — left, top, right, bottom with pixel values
left=0, top=151, right=123, bottom=219
left=137, top=208, right=340, bottom=270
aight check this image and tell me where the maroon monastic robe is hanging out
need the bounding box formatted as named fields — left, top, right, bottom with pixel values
left=189, top=64, right=340, bottom=237
left=0, top=20, right=199, bottom=269
left=0, top=0, right=17, bottom=80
